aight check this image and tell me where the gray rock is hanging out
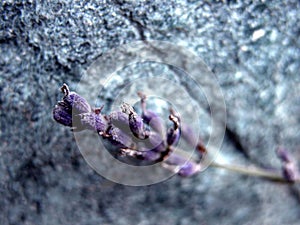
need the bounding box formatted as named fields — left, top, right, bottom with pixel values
left=1, top=0, right=300, bottom=224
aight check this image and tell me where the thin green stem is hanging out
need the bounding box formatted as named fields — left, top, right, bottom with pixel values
left=210, top=161, right=293, bottom=183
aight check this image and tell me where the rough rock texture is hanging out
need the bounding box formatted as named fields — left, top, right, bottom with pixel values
left=1, top=0, right=300, bottom=224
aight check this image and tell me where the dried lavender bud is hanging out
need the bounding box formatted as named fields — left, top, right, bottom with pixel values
left=141, top=109, right=165, bottom=138
left=164, top=154, right=201, bottom=177
left=276, top=147, right=300, bottom=182
left=167, top=114, right=181, bottom=146
left=282, top=162, right=299, bottom=182
left=61, top=84, right=91, bottom=114
left=79, top=112, right=107, bottom=133
left=147, top=132, right=165, bottom=152
left=53, top=101, right=88, bottom=131
left=134, top=133, right=165, bottom=158
left=108, top=111, right=129, bottom=129
left=53, top=103, right=72, bottom=127
left=108, top=110, right=163, bottom=155
left=178, top=161, right=201, bottom=177
left=138, top=91, right=165, bottom=136
left=128, top=113, right=148, bottom=139
left=167, top=127, right=179, bottom=146
left=121, top=102, right=149, bottom=139
left=105, top=126, right=134, bottom=149
left=53, top=84, right=92, bottom=128
left=118, top=130, right=167, bottom=163
left=118, top=132, right=167, bottom=165
left=108, top=111, right=139, bottom=140
left=141, top=150, right=162, bottom=162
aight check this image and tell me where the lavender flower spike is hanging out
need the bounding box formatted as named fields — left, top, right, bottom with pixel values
left=54, top=84, right=300, bottom=183
left=53, top=84, right=206, bottom=174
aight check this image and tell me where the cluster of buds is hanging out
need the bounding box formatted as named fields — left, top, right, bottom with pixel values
left=53, top=84, right=206, bottom=177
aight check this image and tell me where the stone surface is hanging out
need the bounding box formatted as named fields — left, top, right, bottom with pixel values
left=1, top=0, right=300, bottom=224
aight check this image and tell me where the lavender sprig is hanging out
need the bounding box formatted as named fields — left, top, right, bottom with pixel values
left=53, top=84, right=300, bottom=182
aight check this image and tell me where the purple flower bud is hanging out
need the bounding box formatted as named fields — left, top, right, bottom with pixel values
left=108, top=111, right=140, bottom=144
left=164, top=154, right=200, bottom=177
left=129, top=113, right=148, bottom=139
left=282, top=162, right=299, bottom=182
left=61, top=84, right=91, bottom=114
left=106, top=126, right=133, bottom=149
left=276, top=147, right=300, bottom=182
left=137, top=91, right=166, bottom=136
left=53, top=84, right=93, bottom=131
left=121, top=103, right=148, bottom=139
left=141, top=109, right=158, bottom=124
left=148, top=132, right=165, bottom=152
left=178, top=161, right=201, bottom=177
left=134, top=132, right=165, bottom=157
left=142, top=110, right=165, bottom=134
left=53, top=103, right=72, bottom=127
left=108, top=111, right=129, bottom=128
left=167, top=114, right=181, bottom=146
left=140, top=150, right=161, bottom=162
left=167, top=127, right=180, bottom=146
left=79, top=113, right=107, bottom=133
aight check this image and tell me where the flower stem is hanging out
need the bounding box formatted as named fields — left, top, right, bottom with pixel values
left=210, top=161, right=293, bottom=183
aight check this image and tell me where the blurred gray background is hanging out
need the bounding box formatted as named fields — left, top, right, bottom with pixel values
left=1, top=0, right=300, bottom=224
